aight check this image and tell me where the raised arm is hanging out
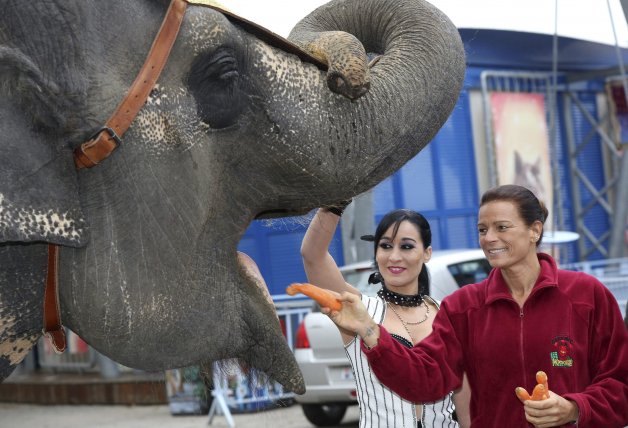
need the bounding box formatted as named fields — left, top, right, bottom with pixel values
left=301, top=208, right=360, bottom=297
left=301, top=207, right=363, bottom=343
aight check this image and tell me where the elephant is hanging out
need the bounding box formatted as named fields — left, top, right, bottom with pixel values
left=0, top=0, right=464, bottom=393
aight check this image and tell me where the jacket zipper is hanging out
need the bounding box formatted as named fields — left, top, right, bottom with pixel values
left=519, top=307, right=526, bottom=385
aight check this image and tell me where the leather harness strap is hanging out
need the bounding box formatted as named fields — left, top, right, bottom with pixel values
left=73, top=0, right=187, bottom=169
left=44, top=0, right=188, bottom=352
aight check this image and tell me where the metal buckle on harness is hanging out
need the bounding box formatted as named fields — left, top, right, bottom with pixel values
left=89, top=126, right=123, bottom=147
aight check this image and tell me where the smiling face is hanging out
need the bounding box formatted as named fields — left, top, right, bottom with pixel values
left=477, top=200, right=542, bottom=270
left=376, top=220, right=432, bottom=293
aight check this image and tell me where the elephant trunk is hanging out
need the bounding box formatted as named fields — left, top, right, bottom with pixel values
left=289, top=0, right=465, bottom=197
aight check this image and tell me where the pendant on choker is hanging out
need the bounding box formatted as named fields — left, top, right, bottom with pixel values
left=377, top=284, right=424, bottom=307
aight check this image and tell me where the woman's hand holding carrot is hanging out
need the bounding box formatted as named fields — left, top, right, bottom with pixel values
left=323, top=291, right=380, bottom=345
left=515, top=371, right=579, bottom=427
left=521, top=392, right=580, bottom=427
left=287, top=283, right=380, bottom=346
left=515, top=371, right=549, bottom=403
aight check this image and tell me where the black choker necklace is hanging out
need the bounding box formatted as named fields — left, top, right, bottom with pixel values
left=377, top=285, right=424, bottom=307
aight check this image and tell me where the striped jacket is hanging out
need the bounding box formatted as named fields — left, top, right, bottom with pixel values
left=345, top=295, right=460, bottom=428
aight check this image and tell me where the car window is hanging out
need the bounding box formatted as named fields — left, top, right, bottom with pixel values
left=447, top=259, right=492, bottom=287
left=342, top=270, right=380, bottom=296
left=343, top=271, right=368, bottom=288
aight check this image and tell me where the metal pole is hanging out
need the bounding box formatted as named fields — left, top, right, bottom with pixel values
left=563, top=94, right=588, bottom=260
left=480, top=72, right=498, bottom=188
left=341, top=190, right=374, bottom=265
left=550, top=0, right=565, bottom=231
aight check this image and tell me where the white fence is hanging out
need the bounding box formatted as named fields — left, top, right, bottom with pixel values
left=37, top=330, right=96, bottom=371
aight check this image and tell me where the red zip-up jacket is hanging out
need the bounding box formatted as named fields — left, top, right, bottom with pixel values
left=362, top=253, right=628, bottom=427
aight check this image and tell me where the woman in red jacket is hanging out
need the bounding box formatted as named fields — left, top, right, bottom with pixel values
left=323, top=184, right=628, bottom=427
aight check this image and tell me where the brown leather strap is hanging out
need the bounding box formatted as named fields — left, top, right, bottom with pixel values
left=45, top=0, right=189, bottom=352
left=74, top=0, right=188, bottom=169
left=43, top=244, right=66, bottom=353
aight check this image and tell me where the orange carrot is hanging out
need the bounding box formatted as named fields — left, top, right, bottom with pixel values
left=531, top=383, right=549, bottom=400
left=515, top=387, right=531, bottom=403
left=536, top=371, right=549, bottom=392
left=515, top=371, right=550, bottom=402
left=286, top=282, right=342, bottom=311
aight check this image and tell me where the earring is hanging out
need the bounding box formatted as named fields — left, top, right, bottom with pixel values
left=368, top=271, right=382, bottom=284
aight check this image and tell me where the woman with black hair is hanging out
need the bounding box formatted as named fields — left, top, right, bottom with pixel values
left=301, top=206, right=470, bottom=428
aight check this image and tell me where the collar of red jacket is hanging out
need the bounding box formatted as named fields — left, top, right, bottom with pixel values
left=485, top=252, right=559, bottom=304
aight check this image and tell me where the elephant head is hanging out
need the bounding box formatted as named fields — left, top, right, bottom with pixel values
left=0, top=0, right=464, bottom=393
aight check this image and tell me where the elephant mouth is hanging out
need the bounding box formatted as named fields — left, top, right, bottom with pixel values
left=254, top=207, right=311, bottom=220
left=233, top=241, right=306, bottom=394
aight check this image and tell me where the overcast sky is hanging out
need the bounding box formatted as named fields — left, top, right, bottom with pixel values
left=218, top=0, right=628, bottom=47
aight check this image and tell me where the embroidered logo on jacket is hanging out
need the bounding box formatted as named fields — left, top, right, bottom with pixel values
left=550, top=335, right=574, bottom=367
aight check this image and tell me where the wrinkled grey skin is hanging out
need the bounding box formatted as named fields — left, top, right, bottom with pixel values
left=0, top=0, right=464, bottom=393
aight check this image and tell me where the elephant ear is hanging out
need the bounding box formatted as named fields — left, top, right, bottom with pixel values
left=0, top=46, right=88, bottom=247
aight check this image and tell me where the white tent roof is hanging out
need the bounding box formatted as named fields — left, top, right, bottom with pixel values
left=219, top=0, right=628, bottom=47
left=432, top=0, right=628, bottom=48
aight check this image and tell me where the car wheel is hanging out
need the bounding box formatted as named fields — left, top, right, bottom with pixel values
left=301, top=403, right=347, bottom=426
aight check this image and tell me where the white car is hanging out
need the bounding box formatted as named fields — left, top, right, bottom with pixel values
left=293, top=248, right=491, bottom=426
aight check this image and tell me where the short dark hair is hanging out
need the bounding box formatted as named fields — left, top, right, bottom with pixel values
left=480, top=184, right=549, bottom=247
left=372, top=209, right=432, bottom=294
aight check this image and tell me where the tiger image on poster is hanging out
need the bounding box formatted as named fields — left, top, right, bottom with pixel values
left=490, top=92, right=554, bottom=231
left=513, top=151, right=548, bottom=206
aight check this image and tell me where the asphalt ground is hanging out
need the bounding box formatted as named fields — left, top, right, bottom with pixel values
left=0, top=402, right=360, bottom=428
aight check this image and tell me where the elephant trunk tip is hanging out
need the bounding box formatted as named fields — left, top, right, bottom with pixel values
left=327, top=72, right=370, bottom=100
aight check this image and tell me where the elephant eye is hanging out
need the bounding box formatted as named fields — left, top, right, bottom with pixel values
left=187, top=47, right=245, bottom=129
left=190, top=47, right=240, bottom=85
left=206, top=48, right=239, bottom=81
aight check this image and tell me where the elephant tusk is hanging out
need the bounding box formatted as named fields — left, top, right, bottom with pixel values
left=368, top=55, right=382, bottom=68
